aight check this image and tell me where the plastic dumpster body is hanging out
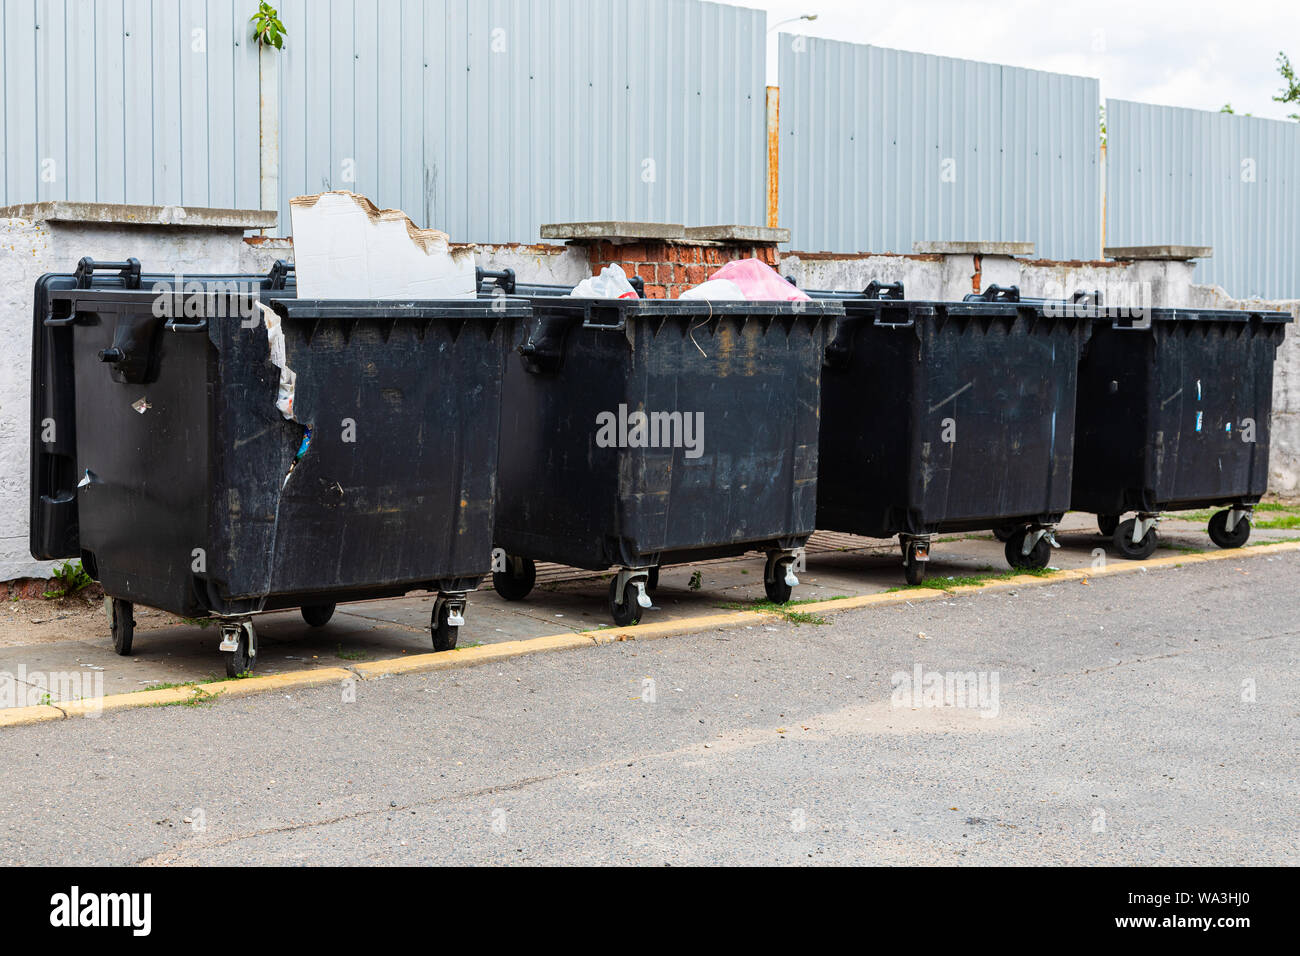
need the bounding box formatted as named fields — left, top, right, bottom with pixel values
left=489, top=293, right=842, bottom=625
left=1071, top=306, right=1291, bottom=558
left=813, top=283, right=1092, bottom=583
left=30, top=258, right=522, bottom=674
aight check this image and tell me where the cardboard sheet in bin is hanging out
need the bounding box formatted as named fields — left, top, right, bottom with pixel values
left=289, top=190, right=477, bottom=299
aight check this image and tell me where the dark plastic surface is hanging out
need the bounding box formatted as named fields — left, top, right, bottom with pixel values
left=31, top=265, right=522, bottom=617
left=494, top=296, right=843, bottom=570
left=1071, top=308, right=1291, bottom=514
left=814, top=293, right=1092, bottom=537
left=30, top=262, right=297, bottom=563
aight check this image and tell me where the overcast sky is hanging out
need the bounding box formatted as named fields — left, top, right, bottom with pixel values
left=749, top=0, right=1299, bottom=122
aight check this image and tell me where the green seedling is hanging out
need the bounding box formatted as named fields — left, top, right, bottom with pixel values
left=43, top=560, right=93, bottom=599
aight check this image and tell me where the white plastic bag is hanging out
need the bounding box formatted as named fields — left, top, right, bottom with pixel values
left=569, top=263, right=639, bottom=299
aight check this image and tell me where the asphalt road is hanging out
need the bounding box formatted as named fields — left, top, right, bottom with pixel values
left=1, top=550, right=1296, bottom=865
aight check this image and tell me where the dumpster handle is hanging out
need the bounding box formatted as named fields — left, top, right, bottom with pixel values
left=584, top=305, right=626, bottom=329
left=825, top=315, right=868, bottom=368
left=165, top=317, right=209, bottom=332
left=965, top=284, right=1020, bottom=303
left=74, top=256, right=142, bottom=290
left=863, top=280, right=905, bottom=300
left=518, top=309, right=586, bottom=374
left=265, top=260, right=295, bottom=291
left=477, top=266, right=517, bottom=295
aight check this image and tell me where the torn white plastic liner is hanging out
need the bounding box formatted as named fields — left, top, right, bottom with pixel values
left=257, top=301, right=296, bottom=420
left=288, top=190, right=477, bottom=299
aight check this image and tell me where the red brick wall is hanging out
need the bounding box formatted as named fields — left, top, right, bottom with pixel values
left=585, top=240, right=780, bottom=298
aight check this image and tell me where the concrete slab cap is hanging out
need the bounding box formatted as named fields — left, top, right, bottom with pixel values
left=912, top=240, right=1035, bottom=256
left=540, top=221, right=685, bottom=241
left=0, top=201, right=278, bottom=230
left=684, top=225, right=792, bottom=243
left=1104, top=245, right=1213, bottom=261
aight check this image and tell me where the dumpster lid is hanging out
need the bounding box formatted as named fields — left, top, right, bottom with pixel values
left=273, top=297, right=531, bottom=319
left=1145, top=307, right=1293, bottom=324
left=528, top=296, right=844, bottom=319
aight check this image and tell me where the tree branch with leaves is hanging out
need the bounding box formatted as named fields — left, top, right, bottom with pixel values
left=250, top=1, right=286, bottom=50
left=1275, top=52, right=1299, bottom=121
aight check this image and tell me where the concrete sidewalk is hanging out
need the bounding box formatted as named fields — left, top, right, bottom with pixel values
left=3, top=511, right=1297, bottom=704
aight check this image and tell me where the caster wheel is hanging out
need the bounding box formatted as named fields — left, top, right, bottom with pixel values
left=223, top=623, right=256, bottom=678
left=992, top=525, right=1017, bottom=543
left=1113, top=518, right=1158, bottom=560
left=646, top=565, right=660, bottom=595
left=301, top=603, right=336, bottom=627
left=431, top=602, right=460, bottom=652
left=1005, top=529, right=1051, bottom=570
left=1097, top=513, right=1121, bottom=538
left=609, top=577, right=644, bottom=627
left=492, top=554, right=536, bottom=602
left=107, top=598, right=134, bottom=656
left=904, top=549, right=926, bottom=585
left=1208, top=510, right=1250, bottom=549
left=764, top=556, right=793, bottom=604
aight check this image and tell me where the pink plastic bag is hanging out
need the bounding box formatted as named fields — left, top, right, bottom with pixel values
left=691, top=257, right=809, bottom=301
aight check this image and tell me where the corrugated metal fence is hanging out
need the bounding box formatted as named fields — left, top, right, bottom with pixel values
left=1106, top=98, right=1300, bottom=299
left=274, top=0, right=765, bottom=243
left=0, top=0, right=765, bottom=242
left=3, top=2, right=1297, bottom=297
left=0, top=0, right=263, bottom=210
left=778, top=35, right=1101, bottom=261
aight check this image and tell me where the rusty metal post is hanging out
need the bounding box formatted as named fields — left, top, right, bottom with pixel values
left=766, top=86, right=780, bottom=229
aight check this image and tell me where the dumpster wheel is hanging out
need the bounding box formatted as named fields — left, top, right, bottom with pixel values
left=431, top=596, right=465, bottom=652
left=1097, top=514, right=1121, bottom=538
left=220, top=621, right=257, bottom=678
left=492, top=555, right=536, bottom=602
left=992, top=525, right=1017, bottom=543
left=764, top=552, right=801, bottom=603
left=1113, top=517, right=1159, bottom=560
left=107, top=597, right=134, bottom=656
left=609, top=577, right=645, bottom=627
left=899, top=537, right=931, bottom=585
left=301, top=603, right=337, bottom=627
left=1208, top=509, right=1251, bottom=549
left=1005, top=528, right=1052, bottom=570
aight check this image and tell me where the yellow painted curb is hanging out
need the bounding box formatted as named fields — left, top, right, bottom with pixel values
left=0, top=704, right=67, bottom=728
left=195, top=667, right=355, bottom=700
left=4, top=537, right=1297, bottom=729
left=590, top=609, right=768, bottom=643
left=796, top=588, right=948, bottom=613
left=353, top=632, right=595, bottom=679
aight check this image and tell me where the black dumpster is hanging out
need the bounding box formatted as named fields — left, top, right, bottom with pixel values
left=1071, top=304, right=1291, bottom=558
left=488, top=291, right=842, bottom=625
left=812, top=282, right=1092, bottom=583
left=30, top=258, right=523, bottom=674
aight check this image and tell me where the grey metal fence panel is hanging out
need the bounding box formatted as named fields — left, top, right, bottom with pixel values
left=1106, top=98, right=1300, bottom=299
left=4, top=0, right=764, bottom=242
left=1, top=0, right=260, bottom=210
left=273, top=0, right=766, bottom=242
left=778, top=36, right=1101, bottom=261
